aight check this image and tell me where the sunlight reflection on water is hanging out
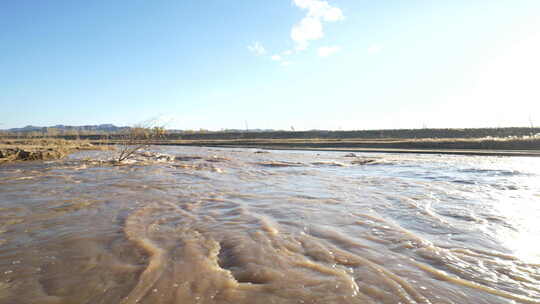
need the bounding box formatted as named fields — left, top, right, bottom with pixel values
left=0, top=147, right=539, bottom=304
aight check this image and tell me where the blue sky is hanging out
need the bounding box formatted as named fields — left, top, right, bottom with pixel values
left=1, top=0, right=539, bottom=130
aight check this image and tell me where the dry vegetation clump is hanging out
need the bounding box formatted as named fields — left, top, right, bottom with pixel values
left=116, top=126, right=166, bottom=162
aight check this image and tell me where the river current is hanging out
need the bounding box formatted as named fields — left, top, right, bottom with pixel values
left=0, top=146, right=539, bottom=304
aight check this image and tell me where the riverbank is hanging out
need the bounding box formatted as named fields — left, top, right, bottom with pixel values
left=2, top=136, right=538, bottom=163
left=90, top=136, right=540, bottom=157
left=0, top=138, right=108, bottom=163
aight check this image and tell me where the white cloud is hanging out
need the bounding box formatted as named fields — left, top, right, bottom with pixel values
left=291, top=17, right=324, bottom=51
left=248, top=41, right=266, bottom=56
left=367, top=44, right=382, bottom=54
left=248, top=1, right=343, bottom=64
left=291, top=0, right=344, bottom=51
left=318, top=45, right=341, bottom=57
left=294, top=0, right=344, bottom=22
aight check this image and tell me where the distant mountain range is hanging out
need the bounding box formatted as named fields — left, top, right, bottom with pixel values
left=2, top=124, right=283, bottom=134
left=4, top=124, right=129, bottom=134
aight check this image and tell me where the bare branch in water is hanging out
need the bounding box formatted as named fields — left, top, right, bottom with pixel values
left=116, top=124, right=166, bottom=162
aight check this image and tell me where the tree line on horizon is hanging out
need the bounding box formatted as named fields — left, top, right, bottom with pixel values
left=2, top=125, right=539, bottom=141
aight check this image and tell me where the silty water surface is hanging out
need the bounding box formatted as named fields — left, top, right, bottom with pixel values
left=0, top=146, right=539, bottom=304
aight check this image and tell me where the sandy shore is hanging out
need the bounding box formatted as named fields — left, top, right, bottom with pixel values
left=100, top=137, right=540, bottom=157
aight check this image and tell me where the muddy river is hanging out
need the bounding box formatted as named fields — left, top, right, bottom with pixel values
left=0, top=146, right=539, bottom=304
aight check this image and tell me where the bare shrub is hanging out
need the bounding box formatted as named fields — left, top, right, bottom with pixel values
left=116, top=125, right=166, bottom=162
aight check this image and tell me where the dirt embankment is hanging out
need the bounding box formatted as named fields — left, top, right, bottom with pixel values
left=0, top=139, right=107, bottom=163
left=88, top=136, right=540, bottom=154
left=144, top=137, right=540, bottom=150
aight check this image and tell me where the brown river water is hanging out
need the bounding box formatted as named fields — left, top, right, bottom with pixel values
left=0, top=146, right=539, bottom=304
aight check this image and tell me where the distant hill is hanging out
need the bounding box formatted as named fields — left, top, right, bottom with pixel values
left=4, top=124, right=128, bottom=134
